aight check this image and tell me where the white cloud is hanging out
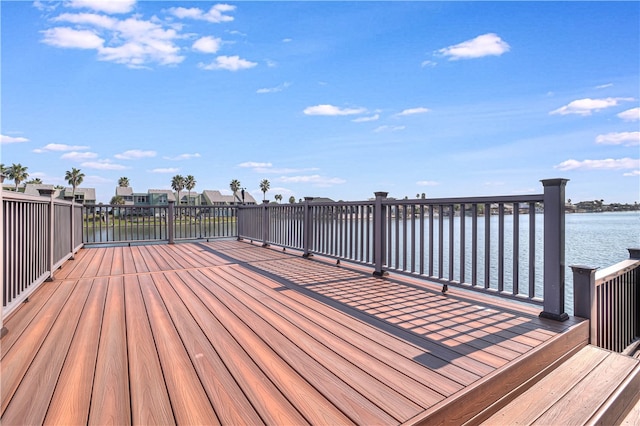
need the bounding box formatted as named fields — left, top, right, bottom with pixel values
left=282, top=38, right=292, bottom=43
left=554, top=157, right=639, bottom=171
left=257, top=82, right=291, bottom=94
left=149, top=168, right=180, bottom=173
left=53, top=12, right=117, bottom=28
left=595, top=83, right=613, bottom=89
left=550, top=97, right=635, bottom=116
left=278, top=175, right=346, bottom=186
left=595, top=132, right=640, bottom=146
left=438, top=33, right=510, bottom=60
left=623, top=170, right=640, bottom=177
left=33, top=143, right=90, bottom=152
left=352, top=114, right=379, bottom=123
left=303, top=104, right=367, bottom=116
left=66, top=0, right=136, bottom=14
left=239, top=162, right=272, bottom=168
left=1, top=135, right=29, bottom=144
left=396, top=107, right=431, bottom=116
left=374, top=125, right=405, bottom=133
left=163, top=153, right=201, bottom=160
left=198, top=55, right=257, bottom=71
left=114, top=149, right=157, bottom=160
left=60, top=151, right=99, bottom=160
left=44, top=14, right=185, bottom=68
left=421, top=60, right=437, bottom=68
left=193, top=36, right=222, bottom=54
left=41, top=27, right=104, bottom=49
left=168, top=4, right=236, bottom=23
left=416, top=180, right=439, bottom=186
left=81, top=159, right=128, bottom=170
left=618, top=107, right=640, bottom=122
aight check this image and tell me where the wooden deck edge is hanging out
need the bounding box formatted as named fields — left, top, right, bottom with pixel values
left=589, top=361, right=640, bottom=425
left=402, top=319, right=589, bottom=426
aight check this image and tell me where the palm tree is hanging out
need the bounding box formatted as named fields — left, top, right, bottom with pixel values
left=259, top=179, right=270, bottom=201
left=288, top=196, right=296, bottom=204
left=274, top=194, right=282, bottom=203
left=185, top=175, right=196, bottom=205
left=118, top=177, right=130, bottom=187
left=230, top=179, right=241, bottom=203
left=110, top=195, right=125, bottom=205
left=65, top=168, right=85, bottom=202
left=0, top=163, right=6, bottom=176
left=171, top=175, right=185, bottom=204
left=8, top=163, right=29, bottom=191
left=26, top=178, right=43, bottom=184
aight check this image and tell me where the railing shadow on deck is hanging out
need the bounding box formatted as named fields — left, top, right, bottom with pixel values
left=194, top=241, right=572, bottom=372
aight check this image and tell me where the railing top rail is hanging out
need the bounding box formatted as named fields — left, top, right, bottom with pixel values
left=383, top=194, right=544, bottom=206
left=594, top=258, right=640, bottom=286
left=2, top=191, right=57, bottom=204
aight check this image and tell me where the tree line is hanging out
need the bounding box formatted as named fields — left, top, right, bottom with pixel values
left=2, top=163, right=295, bottom=205
left=1, top=162, right=85, bottom=199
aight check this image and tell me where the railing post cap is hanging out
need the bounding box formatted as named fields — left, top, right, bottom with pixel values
left=628, top=248, right=640, bottom=259
left=540, top=178, right=570, bottom=187
left=569, top=264, right=598, bottom=274
left=304, top=197, right=314, bottom=201
left=374, top=191, right=388, bottom=198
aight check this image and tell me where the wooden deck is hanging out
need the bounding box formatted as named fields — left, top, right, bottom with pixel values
left=1, top=240, right=590, bottom=425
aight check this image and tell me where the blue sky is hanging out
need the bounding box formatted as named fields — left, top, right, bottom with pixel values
left=2, top=1, right=639, bottom=204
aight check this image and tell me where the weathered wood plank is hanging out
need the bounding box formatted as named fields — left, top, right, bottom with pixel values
left=130, top=246, right=150, bottom=274
left=138, top=274, right=220, bottom=426
left=198, top=266, right=421, bottom=422
left=1, top=280, right=77, bottom=415
left=169, top=269, right=318, bottom=425
left=44, top=277, right=108, bottom=425
left=123, top=274, right=175, bottom=425
left=483, top=345, right=610, bottom=424
left=89, top=276, right=131, bottom=425
left=96, top=246, right=115, bottom=277
left=150, top=272, right=266, bottom=425
left=215, top=265, right=447, bottom=409
left=110, top=246, right=124, bottom=276
left=222, top=263, right=465, bottom=397
left=1, top=279, right=92, bottom=425
left=534, top=351, right=640, bottom=425
left=1, top=280, right=60, bottom=358
left=53, top=246, right=91, bottom=280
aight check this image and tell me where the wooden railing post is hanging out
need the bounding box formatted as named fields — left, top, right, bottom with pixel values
left=0, top=174, right=6, bottom=337
left=628, top=248, right=640, bottom=260
left=38, top=188, right=56, bottom=281
left=539, top=178, right=569, bottom=321
left=261, top=200, right=270, bottom=247
left=167, top=200, right=175, bottom=244
left=373, top=191, right=388, bottom=277
left=571, top=265, right=597, bottom=344
left=70, top=201, right=75, bottom=259
left=302, top=197, right=314, bottom=258
left=236, top=204, right=243, bottom=241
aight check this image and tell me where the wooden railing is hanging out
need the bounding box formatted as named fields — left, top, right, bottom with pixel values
left=4, top=179, right=573, bottom=326
left=572, top=248, right=640, bottom=352
left=1, top=189, right=83, bottom=325
left=238, top=179, right=570, bottom=320
left=83, top=202, right=237, bottom=244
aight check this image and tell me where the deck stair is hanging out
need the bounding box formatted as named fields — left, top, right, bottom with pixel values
left=478, top=345, right=640, bottom=425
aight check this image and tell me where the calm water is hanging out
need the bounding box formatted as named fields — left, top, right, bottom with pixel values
left=566, top=211, right=640, bottom=268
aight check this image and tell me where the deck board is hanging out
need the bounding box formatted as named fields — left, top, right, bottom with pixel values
left=1, top=240, right=587, bottom=425
left=44, top=277, right=108, bottom=425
